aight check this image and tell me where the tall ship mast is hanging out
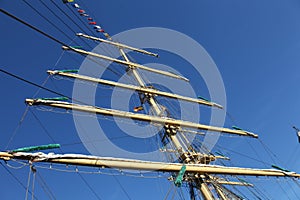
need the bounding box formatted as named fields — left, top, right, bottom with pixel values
left=1, top=1, right=300, bottom=199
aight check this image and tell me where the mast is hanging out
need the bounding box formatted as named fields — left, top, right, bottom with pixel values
left=76, top=33, right=159, bottom=57
left=62, top=45, right=189, bottom=82
left=1, top=2, right=299, bottom=199
left=24, top=33, right=265, bottom=199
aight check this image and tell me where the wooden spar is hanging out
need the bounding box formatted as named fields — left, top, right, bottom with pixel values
left=209, top=180, right=253, bottom=187
left=198, top=177, right=214, bottom=200
left=206, top=176, right=253, bottom=186
left=76, top=33, right=159, bottom=57
left=213, top=185, right=228, bottom=200
left=1, top=152, right=300, bottom=178
left=25, top=99, right=258, bottom=138
left=62, top=46, right=189, bottom=82
left=47, top=70, right=222, bottom=109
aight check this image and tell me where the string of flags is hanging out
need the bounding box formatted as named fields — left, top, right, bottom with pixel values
left=62, top=0, right=112, bottom=40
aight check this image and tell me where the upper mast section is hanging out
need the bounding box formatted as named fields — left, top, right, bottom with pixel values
left=76, top=33, right=159, bottom=57
left=62, top=45, right=189, bottom=82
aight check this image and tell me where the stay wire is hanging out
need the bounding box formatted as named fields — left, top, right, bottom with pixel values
left=25, top=166, right=32, bottom=200
left=286, top=180, right=300, bottom=199
left=32, top=76, right=51, bottom=99
left=0, top=8, right=68, bottom=46
left=77, top=173, right=103, bottom=200
left=29, top=109, right=62, bottom=153
left=246, top=139, right=268, bottom=168
left=76, top=0, right=96, bottom=20
left=30, top=99, right=103, bottom=200
left=37, top=0, right=93, bottom=49
left=0, top=8, right=134, bottom=84
left=112, top=175, right=132, bottom=200
left=48, top=0, right=90, bottom=36
left=276, top=178, right=292, bottom=200
left=164, top=183, right=175, bottom=200
left=65, top=3, right=96, bottom=37
left=5, top=96, right=105, bottom=200
left=258, top=139, right=281, bottom=165
left=22, top=0, right=78, bottom=45
left=226, top=110, right=287, bottom=169
left=0, top=68, right=73, bottom=101
left=31, top=167, right=36, bottom=200
left=214, top=143, right=271, bottom=166
left=0, top=8, right=94, bottom=69
left=63, top=1, right=140, bottom=79
left=36, top=172, right=56, bottom=200
left=0, top=162, right=38, bottom=200
left=5, top=106, right=29, bottom=150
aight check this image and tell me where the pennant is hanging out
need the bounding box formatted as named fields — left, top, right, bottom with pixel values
left=93, top=25, right=101, bottom=29
left=134, top=106, right=143, bottom=112
left=103, top=32, right=110, bottom=38
left=89, top=22, right=97, bottom=25
left=73, top=3, right=80, bottom=8
left=62, top=0, right=74, bottom=3
left=87, top=17, right=93, bottom=21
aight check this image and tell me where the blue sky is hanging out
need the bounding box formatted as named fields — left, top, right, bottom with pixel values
left=1, top=0, right=300, bottom=199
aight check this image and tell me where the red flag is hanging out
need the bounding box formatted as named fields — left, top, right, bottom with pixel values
left=88, top=22, right=97, bottom=25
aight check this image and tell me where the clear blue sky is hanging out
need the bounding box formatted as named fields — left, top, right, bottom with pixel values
left=1, top=0, right=300, bottom=199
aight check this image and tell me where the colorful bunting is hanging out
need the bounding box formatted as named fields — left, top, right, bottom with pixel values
left=63, top=0, right=112, bottom=40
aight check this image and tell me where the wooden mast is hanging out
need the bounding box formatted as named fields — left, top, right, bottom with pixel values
left=76, top=33, right=159, bottom=57
left=62, top=46, right=189, bottom=82
left=21, top=34, right=298, bottom=199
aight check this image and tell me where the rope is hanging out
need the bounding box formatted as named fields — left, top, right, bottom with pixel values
left=36, top=172, right=56, bottom=200
left=31, top=166, right=36, bottom=200
left=25, top=166, right=32, bottom=200
left=163, top=183, right=175, bottom=200
left=0, top=68, right=72, bottom=100
left=77, top=173, right=103, bottom=200
left=38, top=0, right=93, bottom=49
left=22, top=0, right=78, bottom=44
left=0, top=9, right=67, bottom=46
left=5, top=106, right=29, bottom=150
left=112, top=176, right=132, bottom=200
left=29, top=109, right=61, bottom=153
left=0, top=162, right=38, bottom=200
